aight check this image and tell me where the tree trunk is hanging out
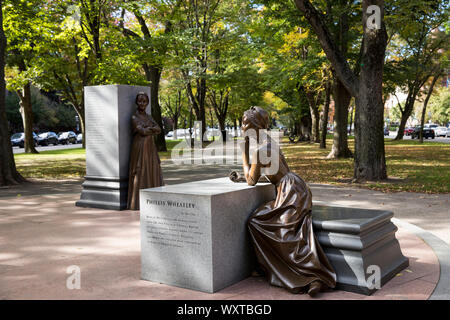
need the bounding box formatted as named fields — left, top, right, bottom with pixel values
left=217, top=115, right=226, bottom=142
left=300, top=114, right=312, bottom=141
left=73, top=102, right=86, bottom=149
left=353, top=0, right=388, bottom=181
left=211, top=92, right=229, bottom=142
left=145, top=64, right=167, bottom=152
left=0, top=3, right=24, bottom=186
left=309, top=104, right=320, bottom=143
left=327, top=79, right=352, bottom=158
left=420, top=73, right=440, bottom=143
left=173, top=116, right=178, bottom=140
left=198, top=78, right=207, bottom=142
left=320, top=83, right=331, bottom=149
left=17, top=82, right=38, bottom=153
left=195, top=107, right=207, bottom=142
left=348, top=103, right=354, bottom=135
left=394, top=94, right=415, bottom=140
left=189, top=106, right=194, bottom=148
left=294, top=0, right=388, bottom=180
left=395, top=107, right=410, bottom=140
left=304, top=89, right=321, bottom=143
left=185, top=75, right=207, bottom=143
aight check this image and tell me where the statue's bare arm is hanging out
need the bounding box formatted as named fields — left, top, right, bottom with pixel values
left=230, top=137, right=263, bottom=185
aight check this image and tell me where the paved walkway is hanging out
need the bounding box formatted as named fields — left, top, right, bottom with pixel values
left=0, top=160, right=449, bottom=300
left=309, top=184, right=450, bottom=244
left=2, top=160, right=448, bottom=244
left=0, top=193, right=440, bottom=300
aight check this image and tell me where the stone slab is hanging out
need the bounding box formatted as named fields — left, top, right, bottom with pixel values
left=312, top=205, right=409, bottom=295
left=76, top=85, right=151, bottom=211
left=140, top=178, right=276, bottom=293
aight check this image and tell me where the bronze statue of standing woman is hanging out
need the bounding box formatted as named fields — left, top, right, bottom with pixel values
left=128, top=92, right=164, bottom=210
left=231, top=106, right=336, bottom=297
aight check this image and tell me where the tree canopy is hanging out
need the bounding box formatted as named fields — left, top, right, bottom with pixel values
left=1, top=0, right=449, bottom=185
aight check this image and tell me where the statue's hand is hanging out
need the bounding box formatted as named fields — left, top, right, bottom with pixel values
left=229, top=171, right=239, bottom=182
left=229, top=171, right=246, bottom=183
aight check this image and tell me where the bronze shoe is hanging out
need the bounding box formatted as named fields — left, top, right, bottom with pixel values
left=308, top=281, right=323, bottom=297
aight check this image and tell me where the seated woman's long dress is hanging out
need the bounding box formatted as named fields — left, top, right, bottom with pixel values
left=248, top=170, right=336, bottom=293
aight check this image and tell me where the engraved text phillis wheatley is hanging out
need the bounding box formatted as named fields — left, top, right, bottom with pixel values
left=145, top=200, right=203, bottom=248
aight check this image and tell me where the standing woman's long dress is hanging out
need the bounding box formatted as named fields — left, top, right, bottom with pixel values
left=127, top=112, right=164, bottom=210
left=248, top=146, right=336, bottom=293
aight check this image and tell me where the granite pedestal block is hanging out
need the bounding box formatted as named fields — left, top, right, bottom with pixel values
left=76, top=85, right=151, bottom=211
left=140, top=178, right=276, bottom=293
left=312, top=205, right=409, bottom=295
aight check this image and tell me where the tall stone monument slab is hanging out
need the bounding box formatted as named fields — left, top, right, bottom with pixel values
left=76, top=85, right=151, bottom=210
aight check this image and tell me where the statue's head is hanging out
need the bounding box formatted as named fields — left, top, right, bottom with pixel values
left=242, top=106, right=269, bottom=132
left=136, top=92, right=149, bottom=111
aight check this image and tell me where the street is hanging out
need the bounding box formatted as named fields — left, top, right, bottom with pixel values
left=13, top=143, right=83, bottom=154
left=386, top=132, right=450, bottom=143
left=12, top=131, right=450, bottom=155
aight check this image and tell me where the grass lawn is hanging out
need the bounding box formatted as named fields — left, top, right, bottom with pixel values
left=14, top=148, right=87, bottom=179
left=14, top=137, right=449, bottom=194
left=14, top=140, right=183, bottom=179
left=283, top=137, right=450, bottom=194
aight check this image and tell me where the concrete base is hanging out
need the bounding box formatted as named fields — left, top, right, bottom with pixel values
left=312, top=205, right=409, bottom=295
left=76, top=176, right=128, bottom=211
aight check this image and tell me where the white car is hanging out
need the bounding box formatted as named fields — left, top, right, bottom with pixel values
left=435, top=127, right=448, bottom=137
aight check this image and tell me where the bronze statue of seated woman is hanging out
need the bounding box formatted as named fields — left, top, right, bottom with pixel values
left=231, top=106, right=336, bottom=297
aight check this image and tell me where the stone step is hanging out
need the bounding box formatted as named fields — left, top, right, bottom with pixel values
left=312, top=205, right=409, bottom=295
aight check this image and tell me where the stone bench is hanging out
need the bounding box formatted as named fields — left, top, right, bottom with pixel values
left=312, top=205, right=409, bottom=295
left=140, top=178, right=408, bottom=295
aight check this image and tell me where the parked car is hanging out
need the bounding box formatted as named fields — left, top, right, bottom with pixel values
left=384, top=127, right=390, bottom=136
left=411, top=127, right=435, bottom=139
left=58, top=131, right=77, bottom=144
left=10, top=132, right=38, bottom=148
left=76, top=133, right=83, bottom=144
left=37, top=132, right=59, bottom=146
left=424, top=123, right=438, bottom=129
left=434, top=127, right=448, bottom=137
left=404, top=127, right=414, bottom=136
